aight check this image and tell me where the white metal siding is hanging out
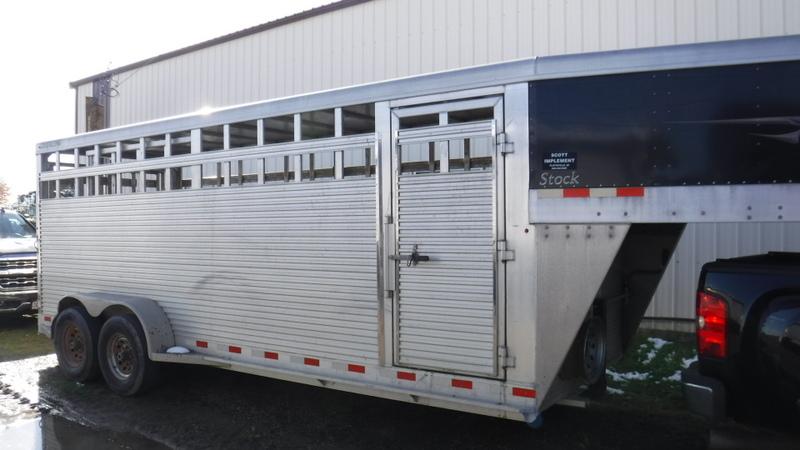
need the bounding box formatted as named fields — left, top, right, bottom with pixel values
left=648, top=222, right=800, bottom=320
left=92, top=0, right=799, bottom=131
left=40, top=179, right=379, bottom=363
left=396, top=171, right=496, bottom=376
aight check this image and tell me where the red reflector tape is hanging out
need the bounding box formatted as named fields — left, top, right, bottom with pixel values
left=264, top=351, right=279, bottom=360
left=616, top=187, right=645, bottom=197
left=563, top=188, right=590, bottom=198
left=347, top=364, right=366, bottom=374
left=397, top=371, right=416, bottom=381
left=43, top=316, right=52, bottom=322
left=304, top=357, right=320, bottom=367
left=228, top=345, right=242, bottom=354
left=512, top=387, right=537, bottom=398
left=196, top=340, right=208, bottom=348
left=451, top=379, right=473, bottom=389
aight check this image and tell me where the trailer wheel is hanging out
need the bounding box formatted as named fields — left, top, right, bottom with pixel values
left=97, top=315, right=160, bottom=396
left=581, top=316, right=607, bottom=387
left=53, top=307, right=101, bottom=382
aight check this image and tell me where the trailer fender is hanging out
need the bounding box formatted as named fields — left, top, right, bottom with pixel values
left=57, top=292, right=175, bottom=357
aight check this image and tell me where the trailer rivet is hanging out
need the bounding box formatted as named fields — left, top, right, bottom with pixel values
left=778, top=215, right=783, bottom=220
left=747, top=206, right=752, bottom=210
left=596, top=212, right=601, bottom=216
left=524, top=228, right=529, bottom=234
left=566, top=234, right=570, bottom=239
left=778, top=206, right=783, bottom=210
left=747, top=215, right=752, bottom=220
left=701, top=211, right=706, bottom=215
left=671, top=211, right=676, bottom=216
left=544, top=234, right=549, bottom=239
left=623, top=211, right=628, bottom=216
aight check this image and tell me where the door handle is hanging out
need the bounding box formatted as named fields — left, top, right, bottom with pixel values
left=391, top=244, right=430, bottom=267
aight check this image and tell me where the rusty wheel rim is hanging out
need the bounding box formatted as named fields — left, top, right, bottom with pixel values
left=107, top=333, right=135, bottom=380
left=61, top=323, right=86, bottom=369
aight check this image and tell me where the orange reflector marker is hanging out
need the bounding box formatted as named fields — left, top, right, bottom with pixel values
left=451, top=379, right=473, bottom=389
left=304, top=357, right=320, bottom=367
left=616, top=187, right=645, bottom=197
left=347, top=364, right=366, bottom=374
left=397, top=371, right=416, bottom=381
left=512, top=387, right=537, bottom=398
left=563, top=188, right=590, bottom=198
left=196, top=340, right=208, bottom=348
left=43, top=316, right=52, bottom=322
left=264, top=351, right=279, bottom=360
left=228, top=345, right=242, bottom=354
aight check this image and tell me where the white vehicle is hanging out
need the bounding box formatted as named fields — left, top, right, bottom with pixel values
left=36, top=36, right=800, bottom=426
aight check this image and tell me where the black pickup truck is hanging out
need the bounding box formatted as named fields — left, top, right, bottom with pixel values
left=683, top=252, right=800, bottom=421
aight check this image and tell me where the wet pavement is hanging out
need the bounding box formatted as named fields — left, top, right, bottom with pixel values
left=0, top=315, right=798, bottom=449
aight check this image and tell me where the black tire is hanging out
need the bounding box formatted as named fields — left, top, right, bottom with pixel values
left=97, top=315, right=160, bottom=396
left=582, top=316, right=608, bottom=394
left=53, top=307, right=101, bottom=382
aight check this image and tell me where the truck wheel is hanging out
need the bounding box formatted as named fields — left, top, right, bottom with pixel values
left=582, top=316, right=607, bottom=390
left=53, top=307, right=101, bottom=382
left=97, top=315, right=160, bottom=396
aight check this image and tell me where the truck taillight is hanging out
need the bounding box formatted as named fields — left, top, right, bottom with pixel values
left=697, top=291, right=727, bottom=358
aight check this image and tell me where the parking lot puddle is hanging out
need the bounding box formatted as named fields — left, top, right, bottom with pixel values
left=0, top=355, right=168, bottom=449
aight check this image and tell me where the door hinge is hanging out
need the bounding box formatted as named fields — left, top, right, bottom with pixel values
left=497, top=240, right=515, bottom=262
left=497, top=132, right=514, bottom=154
left=499, top=346, right=516, bottom=368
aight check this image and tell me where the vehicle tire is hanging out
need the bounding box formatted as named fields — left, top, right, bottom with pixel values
left=53, top=307, right=101, bottom=382
left=581, top=316, right=608, bottom=392
left=97, top=315, right=160, bottom=396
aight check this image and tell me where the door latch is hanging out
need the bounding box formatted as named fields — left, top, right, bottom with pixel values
left=391, top=244, right=430, bottom=267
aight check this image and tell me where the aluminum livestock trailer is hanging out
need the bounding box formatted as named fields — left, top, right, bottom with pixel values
left=36, top=36, right=800, bottom=425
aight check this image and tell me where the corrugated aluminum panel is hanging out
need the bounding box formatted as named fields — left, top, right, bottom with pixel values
left=74, top=0, right=797, bottom=132
left=648, top=222, right=800, bottom=321
left=40, top=179, right=379, bottom=363
left=395, top=171, right=496, bottom=376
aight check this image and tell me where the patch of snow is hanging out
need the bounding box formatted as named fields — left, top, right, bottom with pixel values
left=664, top=370, right=682, bottom=382
left=682, top=355, right=698, bottom=369
left=641, top=350, right=657, bottom=365
left=607, top=387, right=624, bottom=395
left=647, top=337, right=671, bottom=350
left=606, top=369, right=650, bottom=382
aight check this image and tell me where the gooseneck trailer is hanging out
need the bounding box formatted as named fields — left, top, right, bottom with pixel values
left=36, top=36, right=800, bottom=425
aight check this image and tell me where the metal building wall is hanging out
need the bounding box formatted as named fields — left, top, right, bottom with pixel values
left=648, top=222, right=800, bottom=324
left=70, top=0, right=800, bottom=325
left=73, top=0, right=800, bottom=131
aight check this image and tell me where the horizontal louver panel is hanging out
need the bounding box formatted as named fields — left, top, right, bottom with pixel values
left=40, top=179, right=379, bottom=363
left=396, top=171, right=496, bottom=376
